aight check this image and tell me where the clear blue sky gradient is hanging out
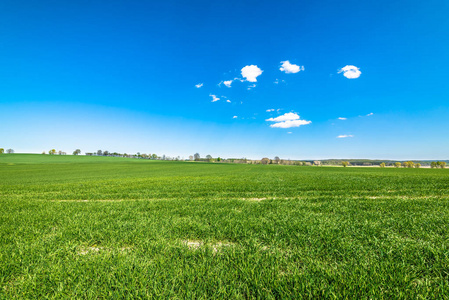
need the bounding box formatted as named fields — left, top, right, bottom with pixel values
left=1, top=0, right=448, bottom=159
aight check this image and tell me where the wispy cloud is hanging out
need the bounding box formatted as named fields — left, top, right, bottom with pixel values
left=209, top=94, right=220, bottom=102
left=266, top=112, right=311, bottom=128
left=266, top=109, right=275, bottom=112
left=247, top=84, right=256, bottom=90
left=195, top=83, right=203, bottom=88
left=366, top=112, right=373, bottom=116
left=338, top=117, right=347, bottom=120
left=280, top=61, right=304, bottom=74
left=226, top=99, right=231, bottom=103
left=338, top=65, right=361, bottom=79
left=273, top=79, right=286, bottom=84
left=241, top=65, right=263, bottom=82
left=233, top=116, right=238, bottom=119
left=337, top=134, right=354, bottom=138
left=223, top=80, right=233, bottom=87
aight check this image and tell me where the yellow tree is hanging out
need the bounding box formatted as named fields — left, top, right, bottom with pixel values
left=380, top=162, right=386, bottom=168
left=0, top=148, right=4, bottom=154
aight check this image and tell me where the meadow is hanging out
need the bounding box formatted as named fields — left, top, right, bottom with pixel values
left=1, top=154, right=449, bottom=299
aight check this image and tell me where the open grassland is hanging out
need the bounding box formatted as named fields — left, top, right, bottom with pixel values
left=1, top=154, right=449, bottom=298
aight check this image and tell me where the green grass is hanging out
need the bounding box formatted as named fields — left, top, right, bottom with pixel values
left=1, top=154, right=449, bottom=298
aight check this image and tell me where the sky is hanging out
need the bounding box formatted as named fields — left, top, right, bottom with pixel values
left=1, top=0, right=448, bottom=160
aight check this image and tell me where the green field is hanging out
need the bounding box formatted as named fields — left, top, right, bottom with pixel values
left=1, top=154, right=449, bottom=298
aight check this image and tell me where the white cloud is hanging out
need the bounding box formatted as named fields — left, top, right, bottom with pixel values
left=337, top=135, right=354, bottom=138
left=195, top=83, right=203, bottom=88
left=366, top=112, right=373, bottom=116
left=338, top=65, right=361, bottom=79
left=266, top=109, right=275, bottom=112
left=223, top=80, right=233, bottom=88
left=280, top=61, right=304, bottom=74
left=241, top=65, right=263, bottom=82
left=270, top=119, right=311, bottom=128
left=338, top=117, right=347, bottom=120
left=226, top=99, right=231, bottom=103
left=266, top=112, right=300, bottom=122
left=247, top=84, right=256, bottom=90
left=209, top=94, right=220, bottom=102
left=266, top=112, right=311, bottom=128
left=233, top=116, right=238, bottom=119
left=287, top=132, right=292, bottom=134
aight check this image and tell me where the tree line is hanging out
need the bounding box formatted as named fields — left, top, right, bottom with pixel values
left=0, top=148, right=14, bottom=154
left=1, top=148, right=447, bottom=169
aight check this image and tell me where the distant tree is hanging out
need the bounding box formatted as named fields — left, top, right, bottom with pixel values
left=6, top=149, right=14, bottom=154
left=48, top=149, right=56, bottom=155
left=403, top=161, right=414, bottom=168
left=415, top=163, right=421, bottom=168
left=431, top=161, right=437, bottom=168
left=103, top=150, right=109, bottom=156
left=42, top=151, right=46, bottom=155
left=261, top=157, right=270, bottom=165
left=194, top=153, right=200, bottom=161
left=274, top=156, right=280, bottom=164
left=0, top=148, right=4, bottom=154
left=341, top=161, right=349, bottom=167
left=438, top=161, right=447, bottom=169
left=394, top=162, right=401, bottom=168
left=217, top=157, right=221, bottom=162
left=97, top=150, right=102, bottom=156
left=73, top=149, right=81, bottom=155
left=380, top=162, right=386, bottom=168
left=206, top=154, right=212, bottom=162
left=152, top=154, right=157, bottom=159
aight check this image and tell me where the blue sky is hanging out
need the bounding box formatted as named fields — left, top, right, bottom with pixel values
left=1, top=0, right=448, bottom=160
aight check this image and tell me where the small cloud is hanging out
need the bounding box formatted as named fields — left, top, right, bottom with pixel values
left=247, top=84, right=256, bottom=90
left=337, top=135, right=354, bottom=138
left=266, top=109, right=275, bottom=112
left=270, top=119, right=311, bottom=128
left=338, top=65, right=361, bottom=79
left=241, top=65, right=263, bottom=82
left=280, top=61, right=304, bottom=74
left=195, top=83, right=203, bottom=88
left=209, top=94, right=220, bottom=102
left=266, top=112, right=311, bottom=128
left=366, top=112, right=373, bottom=116
left=223, top=80, right=233, bottom=88
left=226, top=99, right=231, bottom=103
left=266, top=112, right=300, bottom=122
left=287, top=132, right=292, bottom=134
left=233, top=116, right=238, bottom=119
left=274, top=78, right=286, bottom=84
left=338, top=117, right=347, bottom=120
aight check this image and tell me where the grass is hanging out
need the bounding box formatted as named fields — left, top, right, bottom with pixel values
left=1, top=154, right=449, bottom=298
